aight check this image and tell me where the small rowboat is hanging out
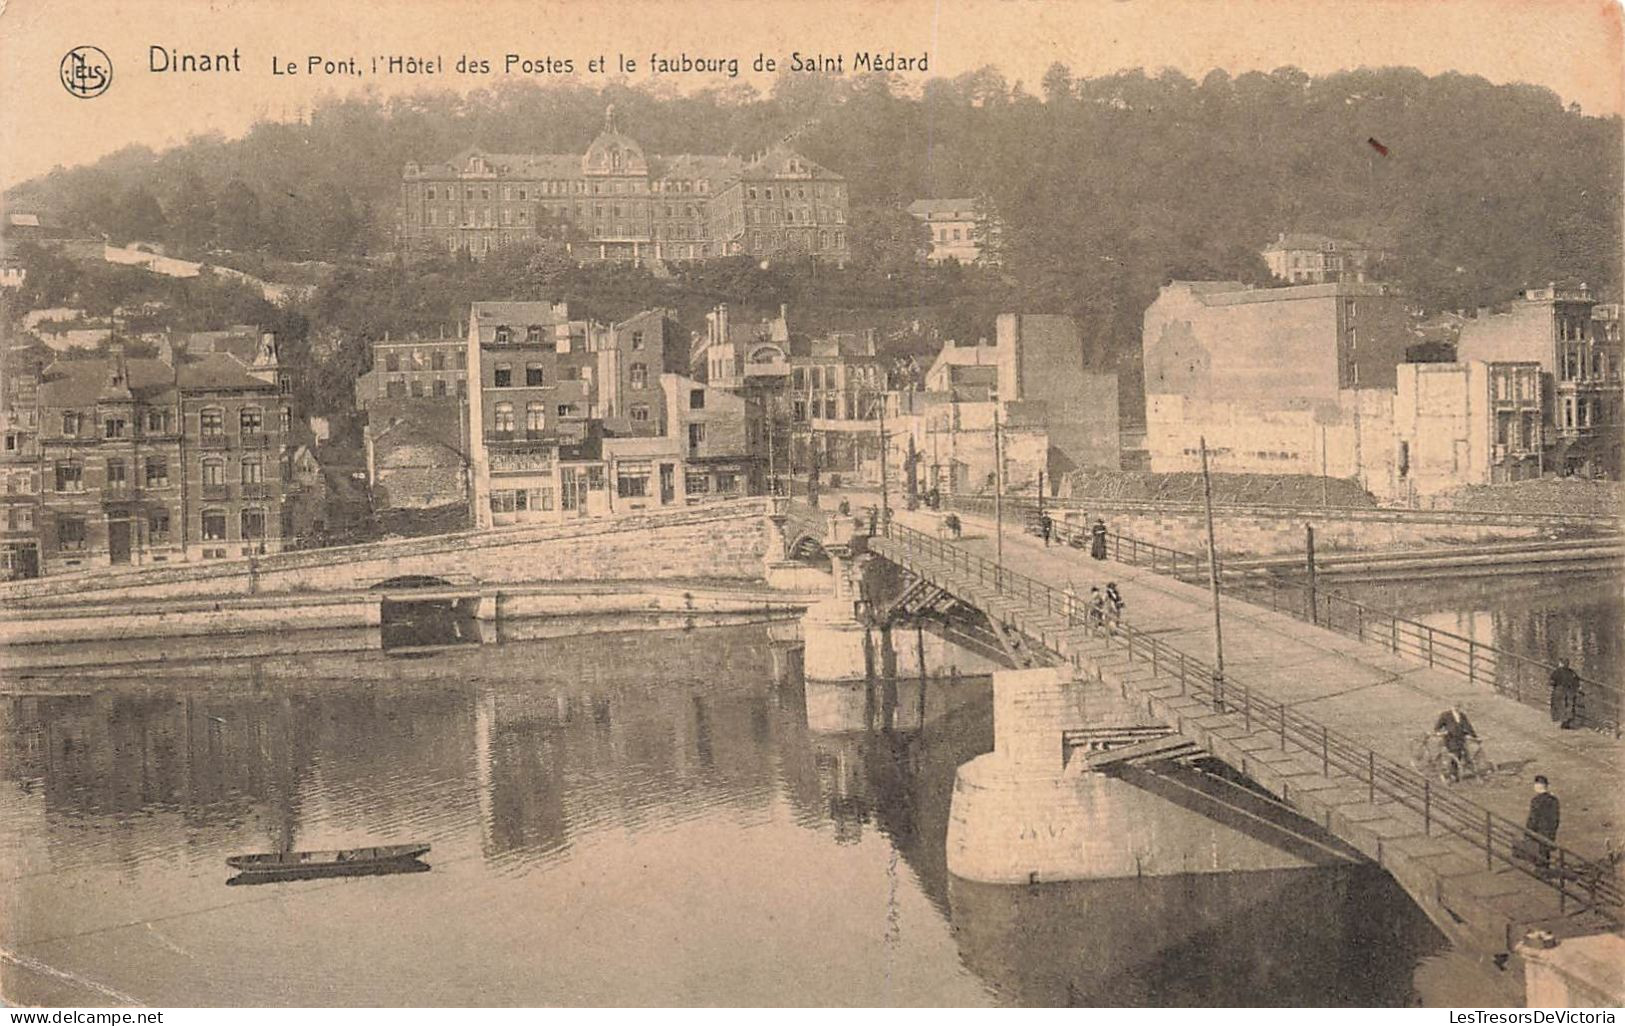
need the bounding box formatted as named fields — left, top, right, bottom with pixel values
left=226, top=843, right=430, bottom=878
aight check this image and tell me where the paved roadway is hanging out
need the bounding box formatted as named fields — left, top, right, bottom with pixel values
left=880, top=501, right=1622, bottom=868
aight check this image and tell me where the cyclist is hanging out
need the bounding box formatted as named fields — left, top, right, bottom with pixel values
left=1432, top=701, right=1479, bottom=782
left=1105, top=582, right=1125, bottom=625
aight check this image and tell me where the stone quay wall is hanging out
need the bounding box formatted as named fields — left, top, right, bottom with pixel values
left=0, top=499, right=774, bottom=609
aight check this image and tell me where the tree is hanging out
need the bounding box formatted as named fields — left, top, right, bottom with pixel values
left=848, top=205, right=930, bottom=276
left=214, top=179, right=264, bottom=252
left=112, top=184, right=167, bottom=244
left=166, top=171, right=216, bottom=253
left=1041, top=62, right=1073, bottom=105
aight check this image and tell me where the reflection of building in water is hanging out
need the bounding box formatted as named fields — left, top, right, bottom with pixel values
left=463, top=628, right=791, bottom=863
left=2, top=681, right=474, bottom=858
left=793, top=672, right=993, bottom=870
left=947, top=865, right=1442, bottom=1006
left=1335, top=572, right=1623, bottom=688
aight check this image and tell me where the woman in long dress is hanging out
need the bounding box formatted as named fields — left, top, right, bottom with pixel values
left=1089, top=518, right=1108, bottom=560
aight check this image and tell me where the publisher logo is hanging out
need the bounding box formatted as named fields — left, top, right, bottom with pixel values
left=61, top=46, right=113, bottom=98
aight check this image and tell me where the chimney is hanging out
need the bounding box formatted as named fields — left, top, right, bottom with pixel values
left=779, top=302, right=788, bottom=323
left=717, top=303, right=730, bottom=345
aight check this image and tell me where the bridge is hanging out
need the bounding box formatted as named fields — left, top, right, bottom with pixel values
left=780, top=496, right=1622, bottom=972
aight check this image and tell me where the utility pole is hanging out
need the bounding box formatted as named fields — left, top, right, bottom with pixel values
left=878, top=388, right=889, bottom=519
left=1306, top=522, right=1318, bottom=625
left=766, top=391, right=777, bottom=496
left=1320, top=425, right=1329, bottom=507
left=993, top=392, right=1004, bottom=589
left=1199, top=436, right=1225, bottom=708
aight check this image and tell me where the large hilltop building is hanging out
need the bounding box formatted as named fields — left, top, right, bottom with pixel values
left=400, top=106, right=849, bottom=265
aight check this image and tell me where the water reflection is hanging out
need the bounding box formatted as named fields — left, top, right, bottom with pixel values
left=2, top=625, right=1446, bottom=1006
left=949, top=866, right=1443, bottom=1006
left=1332, top=571, right=1623, bottom=683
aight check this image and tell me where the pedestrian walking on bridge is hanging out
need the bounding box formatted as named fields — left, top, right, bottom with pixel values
left=1523, top=775, right=1561, bottom=874
left=1548, top=658, right=1582, bottom=729
left=1090, top=518, right=1108, bottom=560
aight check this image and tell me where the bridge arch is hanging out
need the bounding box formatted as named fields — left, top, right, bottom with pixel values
left=370, top=574, right=461, bottom=591
left=787, top=533, right=831, bottom=565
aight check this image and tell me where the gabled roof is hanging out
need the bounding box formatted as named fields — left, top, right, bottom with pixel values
left=177, top=352, right=276, bottom=392
left=739, top=146, right=843, bottom=182
left=38, top=358, right=177, bottom=407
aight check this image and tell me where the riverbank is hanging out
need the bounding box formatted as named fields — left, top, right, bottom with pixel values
left=0, top=579, right=823, bottom=674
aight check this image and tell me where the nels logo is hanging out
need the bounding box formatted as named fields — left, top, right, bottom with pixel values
left=61, top=46, right=113, bottom=98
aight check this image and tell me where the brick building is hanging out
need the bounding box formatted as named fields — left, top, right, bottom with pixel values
left=465, top=299, right=762, bottom=528
left=906, top=198, right=997, bottom=265
left=1141, top=281, right=1410, bottom=480
left=355, top=332, right=468, bottom=409
left=1261, top=233, right=1386, bottom=284
left=994, top=314, right=1120, bottom=480
left=1457, top=284, right=1623, bottom=477
left=24, top=337, right=292, bottom=575
left=401, top=106, right=848, bottom=264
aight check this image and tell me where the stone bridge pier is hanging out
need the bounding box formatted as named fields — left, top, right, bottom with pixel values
left=947, top=664, right=1361, bottom=885
left=801, top=526, right=872, bottom=683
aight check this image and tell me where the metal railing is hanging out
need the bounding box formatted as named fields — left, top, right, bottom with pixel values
left=947, top=491, right=1622, bottom=531
left=872, top=512, right=1623, bottom=921
left=944, top=494, right=1621, bottom=734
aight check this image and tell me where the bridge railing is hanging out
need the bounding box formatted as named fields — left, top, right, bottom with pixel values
left=946, top=491, right=1621, bottom=531
left=942, top=494, right=1621, bottom=735
left=876, top=517, right=1623, bottom=921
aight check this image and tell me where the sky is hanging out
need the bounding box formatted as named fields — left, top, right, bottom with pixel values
left=1, top=0, right=1621, bottom=191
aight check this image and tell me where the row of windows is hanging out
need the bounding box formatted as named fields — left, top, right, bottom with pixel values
left=1559, top=346, right=1617, bottom=383
left=1560, top=397, right=1614, bottom=429
left=384, top=350, right=466, bottom=372
left=385, top=377, right=467, bottom=399
left=790, top=365, right=884, bottom=391
left=490, top=488, right=554, bottom=513
left=49, top=456, right=276, bottom=491
left=59, top=410, right=172, bottom=437
left=51, top=508, right=265, bottom=550
left=58, top=407, right=287, bottom=438
left=490, top=363, right=600, bottom=387
left=424, top=178, right=716, bottom=202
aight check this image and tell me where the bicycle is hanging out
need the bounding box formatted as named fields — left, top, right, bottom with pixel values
left=1411, top=732, right=1498, bottom=784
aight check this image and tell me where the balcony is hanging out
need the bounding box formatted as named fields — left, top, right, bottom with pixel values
left=199, top=434, right=229, bottom=450
left=240, top=483, right=269, bottom=499
left=202, top=483, right=231, bottom=500
left=240, top=432, right=269, bottom=449
left=101, top=485, right=140, bottom=503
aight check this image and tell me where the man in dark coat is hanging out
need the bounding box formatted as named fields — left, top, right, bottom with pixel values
left=1548, top=659, right=1582, bottom=729
left=1525, top=775, right=1561, bottom=872
left=1039, top=512, right=1053, bottom=547
left=1090, top=518, right=1108, bottom=560
left=1432, top=702, right=1477, bottom=782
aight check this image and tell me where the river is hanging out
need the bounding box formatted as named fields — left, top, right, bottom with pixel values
left=1, top=623, right=1452, bottom=1007
left=1328, top=569, right=1623, bottom=686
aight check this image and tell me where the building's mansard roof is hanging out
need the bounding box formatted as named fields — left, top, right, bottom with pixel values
left=1262, top=232, right=1377, bottom=253
left=468, top=301, right=574, bottom=325
left=907, top=198, right=980, bottom=220
left=407, top=110, right=841, bottom=189
left=38, top=351, right=274, bottom=409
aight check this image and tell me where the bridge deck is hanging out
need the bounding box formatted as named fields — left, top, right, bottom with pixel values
left=859, top=502, right=1622, bottom=947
